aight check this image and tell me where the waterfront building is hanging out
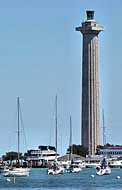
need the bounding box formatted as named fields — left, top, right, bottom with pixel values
left=25, top=145, right=58, bottom=167
left=76, top=11, right=104, bottom=155
left=97, top=146, right=122, bottom=157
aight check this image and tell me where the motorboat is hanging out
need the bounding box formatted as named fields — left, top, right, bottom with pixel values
left=84, top=156, right=102, bottom=168
left=109, top=159, right=122, bottom=168
left=96, top=158, right=111, bottom=175
left=85, top=162, right=101, bottom=168
left=66, top=163, right=82, bottom=173
left=73, top=160, right=86, bottom=169
left=96, top=165, right=111, bottom=175
left=48, top=162, right=64, bottom=175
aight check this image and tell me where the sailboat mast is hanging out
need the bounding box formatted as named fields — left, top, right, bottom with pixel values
left=17, top=97, right=20, bottom=161
left=55, top=95, right=57, bottom=160
left=69, top=115, right=72, bottom=160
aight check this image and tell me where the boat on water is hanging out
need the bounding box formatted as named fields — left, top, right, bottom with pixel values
left=73, top=160, right=86, bottom=169
left=48, top=162, right=64, bottom=175
left=96, top=158, right=111, bottom=175
left=66, top=163, right=82, bottom=173
left=3, top=97, right=30, bottom=177
left=109, top=159, right=122, bottom=168
left=66, top=116, right=82, bottom=173
left=3, top=167, right=30, bottom=177
left=96, top=111, right=111, bottom=175
left=85, top=161, right=101, bottom=168
left=47, top=96, right=64, bottom=175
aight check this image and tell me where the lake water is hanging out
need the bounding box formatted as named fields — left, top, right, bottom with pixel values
left=0, top=168, right=122, bottom=190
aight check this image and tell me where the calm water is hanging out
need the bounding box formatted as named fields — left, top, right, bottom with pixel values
left=0, top=168, right=122, bottom=190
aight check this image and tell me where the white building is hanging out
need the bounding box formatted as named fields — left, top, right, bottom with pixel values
left=97, top=146, right=122, bottom=157
left=25, top=145, right=58, bottom=167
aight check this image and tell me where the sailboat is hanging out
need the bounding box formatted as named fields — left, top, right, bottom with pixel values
left=3, top=97, right=30, bottom=177
left=66, top=116, right=81, bottom=173
left=48, top=95, right=64, bottom=175
left=96, top=158, right=111, bottom=175
left=96, top=110, right=111, bottom=175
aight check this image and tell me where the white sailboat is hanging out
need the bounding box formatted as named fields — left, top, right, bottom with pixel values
left=48, top=95, right=64, bottom=175
left=48, top=161, right=64, bottom=175
left=96, top=110, right=111, bottom=175
left=4, top=97, right=30, bottom=177
left=96, top=158, right=111, bottom=175
left=3, top=167, right=30, bottom=177
left=66, top=116, right=82, bottom=173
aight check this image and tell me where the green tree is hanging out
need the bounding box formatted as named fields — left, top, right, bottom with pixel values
left=2, top=151, right=23, bottom=161
left=97, top=143, right=116, bottom=150
left=67, top=144, right=88, bottom=157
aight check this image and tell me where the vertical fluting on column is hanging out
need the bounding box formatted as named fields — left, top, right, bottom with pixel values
left=83, top=34, right=99, bottom=155
left=76, top=11, right=104, bottom=155
left=82, top=34, right=89, bottom=149
left=95, top=36, right=100, bottom=147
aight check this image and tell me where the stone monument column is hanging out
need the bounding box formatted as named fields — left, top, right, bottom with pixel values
left=76, top=11, right=104, bottom=155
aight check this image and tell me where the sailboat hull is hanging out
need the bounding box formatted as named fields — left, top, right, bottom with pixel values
left=96, top=166, right=111, bottom=175
left=48, top=166, right=64, bottom=175
left=3, top=168, right=30, bottom=177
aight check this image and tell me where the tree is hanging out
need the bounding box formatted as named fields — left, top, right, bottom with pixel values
left=67, top=144, right=88, bottom=157
left=2, top=151, right=23, bottom=161
left=97, top=143, right=120, bottom=150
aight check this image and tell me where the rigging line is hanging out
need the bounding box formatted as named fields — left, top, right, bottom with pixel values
left=55, top=95, right=58, bottom=160
left=17, top=97, right=20, bottom=161
left=19, top=102, right=28, bottom=150
left=49, top=97, right=55, bottom=146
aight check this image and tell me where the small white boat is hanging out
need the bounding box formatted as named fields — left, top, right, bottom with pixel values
left=109, top=160, right=122, bottom=168
left=96, top=158, right=111, bottom=175
left=65, top=116, right=81, bottom=173
left=3, top=167, right=30, bottom=177
left=48, top=96, right=65, bottom=175
left=73, top=160, right=86, bottom=169
left=96, top=166, right=111, bottom=175
left=85, top=162, right=101, bottom=168
left=66, top=164, right=82, bottom=173
left=3, top=98, right=30, bottom=177
left=48, top=162, right=64, bottom=175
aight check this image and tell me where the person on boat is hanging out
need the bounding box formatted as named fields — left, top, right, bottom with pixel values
left=53, top=163, right=57, bottom=171
left=101, top=158, right=107, bottom=169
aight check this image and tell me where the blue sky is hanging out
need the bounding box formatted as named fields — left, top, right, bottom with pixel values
left=0, top=0, right=122, bottom=156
